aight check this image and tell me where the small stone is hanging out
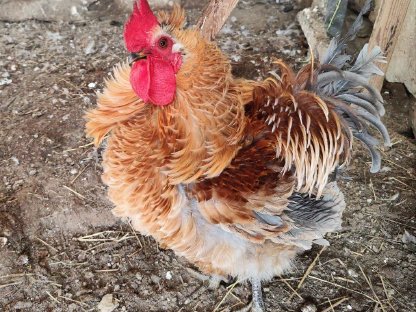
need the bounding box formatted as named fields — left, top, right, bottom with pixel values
left=388, top=193, right=400, bottom=202
left=84, top=272, right=94, bottom=279
left=283, top=4, right=294, bottom=12
left=97, top=294, right=118, bottom=312
left=11, top=156, right=19, bottom=165
left=0, top=237, right=7, bottom=247
left=230, top=16, right=237, bottom=23
left=29, top=169, right=37, bottom=176
left=402, top=230, right=416, bottom=244
left=0, top=78, right=12, bottom=86
left=70, top=168, right=78, bottom=175
left=12, top=180, right=24, bottom=190
left=380, top=166, right=392, bottom=172
left=32, top=111, right=44, bottom=118
left=150, top=274, right=160, bottom=285
left=347, top=269, right=358, bottom=278
left=84, top=40, right=96, bottom=55
left=88, top=82, right=96, bottom=89
left=65, top=157, right=75, bottom=165
left=83, top=96, right=91, bottom=105
left=17, top=254, right=29, bottom=266
left=165, top=271, right=173, bottom=280
left=301, top=303, right=317, bottom=312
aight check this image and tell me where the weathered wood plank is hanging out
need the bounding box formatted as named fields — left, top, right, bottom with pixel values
left=196, top=0, right=239, bottom=40
left=368, top=0, right=411, bottom=91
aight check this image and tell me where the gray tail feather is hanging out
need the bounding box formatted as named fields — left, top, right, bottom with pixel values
left=311, top=0, right=391, bottom=173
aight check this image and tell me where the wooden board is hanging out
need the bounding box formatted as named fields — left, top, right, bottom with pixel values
left=368, top=0, right=411, bottom=91
left=196, top=0, right=239, bottom=40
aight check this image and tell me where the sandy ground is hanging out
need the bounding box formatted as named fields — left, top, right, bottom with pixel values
left=0, top=0, right=415, bottom=311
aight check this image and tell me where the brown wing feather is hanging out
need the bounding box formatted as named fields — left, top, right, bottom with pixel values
left=191, top=113, right=295, bottom=243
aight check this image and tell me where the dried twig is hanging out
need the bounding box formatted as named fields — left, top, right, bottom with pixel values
left=308, top=275, right=379, bottom=303
left=280, top=279, right=302, bottom=301
left=63, top=185, right=86, bottom=199
left=212, top=280, right=239, bottom=312
left=46, top=291, right=60, bottom=304
left=379, top=274, right=396, bottom=312
left=70, top=164, right=90, bottom=184
left=0, top=281, right=22, bottom=289
left=321, top=297, right=349, bottom=312
left=35, top=237, right=58, bottom=252
left=63, top=142, right=94, bottom=153
left=289, top=246, right=326, bottom=300
left=358, top=265, right=386, bottom=312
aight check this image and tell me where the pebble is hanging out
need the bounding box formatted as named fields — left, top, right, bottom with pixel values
left=11, top=156, right=19, bottom=165
left=165, top=271, right=173, bottom=280
left=301, top=303, right=317, bottom=312
left=388, top=193, right=400, bottom=202
left=0, top=237, right=7, bottom=247
left=97, top=294, right=118, bottom=312
left=17, top=254, right=29, bottom=266
left=283, top=4, right=294, bottom=12
left=88, top=82, right=97, bottom=89
left=0, top=78, right=12, bottom=86
left=29, top=169, right=37, bottom=176
left=402, top=230, right=416, bottom=244
left=32, top=111, right=44, bottom=118
left=12, top=180, right=24, bottom=190
left=84, top=271, right=94, bottom=279
left=66, top=157, right=75, bottom=165
left=70, top=168, right=78, bottom=175
left=347, top=268, right=358, bottom=278
left=380, top=166, right=392, bottom=172
left=151, top=274, right=161, bottom=285
left=85, top=40, right=96, bottom=55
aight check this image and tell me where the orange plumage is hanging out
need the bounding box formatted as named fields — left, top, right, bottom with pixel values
left=85, top=1, right=389, bottom=310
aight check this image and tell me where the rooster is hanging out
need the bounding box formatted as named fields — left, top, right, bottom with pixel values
left=85, top=0, right=390, bottom=310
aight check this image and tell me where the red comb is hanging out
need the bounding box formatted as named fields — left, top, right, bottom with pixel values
left=124, top=0, right=159, bottom=52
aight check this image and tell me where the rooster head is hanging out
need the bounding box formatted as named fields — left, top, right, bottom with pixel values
left=124, top=0, right=183, bottom=106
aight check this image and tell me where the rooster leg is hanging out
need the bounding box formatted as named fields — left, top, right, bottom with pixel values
left=251, top=278, right=266, bottom=312
left=237, top=279, right=266, bottom=312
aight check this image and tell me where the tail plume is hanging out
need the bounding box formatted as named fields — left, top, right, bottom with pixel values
left=254, top=0, right=390, bottom=195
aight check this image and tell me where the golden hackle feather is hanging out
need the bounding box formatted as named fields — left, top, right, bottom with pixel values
left=253, top=60, right=351, bottom=197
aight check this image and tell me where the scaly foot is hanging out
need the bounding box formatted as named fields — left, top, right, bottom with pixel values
left=236, top=279, right=266, bottom=312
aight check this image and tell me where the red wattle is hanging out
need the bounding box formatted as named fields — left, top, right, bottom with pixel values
left=130, top=57, right=176, bottom=106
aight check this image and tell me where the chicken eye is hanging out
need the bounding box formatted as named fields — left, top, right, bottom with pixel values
left=158, top=37, right=169, bottom=49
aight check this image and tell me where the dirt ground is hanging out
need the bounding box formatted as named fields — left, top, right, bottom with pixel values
left=1, top=0, right=415, bottom=311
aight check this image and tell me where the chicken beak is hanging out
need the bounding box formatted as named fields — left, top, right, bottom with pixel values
left=128, top=52, right=147, bottom=66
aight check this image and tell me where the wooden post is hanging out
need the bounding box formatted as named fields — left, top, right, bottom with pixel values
left=196, top=0, right=239, bottom=40
left=368, top=0, right=410, bottom=91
